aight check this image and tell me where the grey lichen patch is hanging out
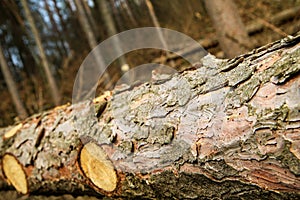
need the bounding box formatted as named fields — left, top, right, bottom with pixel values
left=35, top=150, right=62, bottom=169
left=147, top=125, right=175, bottom=145
left=131, top=124, right=149, bottom=141
left=164, top=77, right=191, bottom=106
left=287, top=105, right=300, bottom=122
left=160, top=140, right=192, bottom=164
left=225, top=60, right=255, bottom=87
left=95, top=125, right=115, bottom=144
left=35, top=134, right=76, bottom=170
left=127, top=83, right=152, bottom=102
left=183, top=70, right=207, bottom=89
left=118, top=141, right=133, bottom=154
left=122, top=140, right=192, bottom=172
left=201, top=53, right=224, bottom=69
left=166, top=90, right=178, bottom=106
left=183, top=56, right=228, bottom=95
left=199, top=73, right=228, bottom=93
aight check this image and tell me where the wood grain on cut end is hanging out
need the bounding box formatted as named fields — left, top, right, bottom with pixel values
left=2, top=154, right=27, bottom=194
left=79, top=142, right=117, bottom=192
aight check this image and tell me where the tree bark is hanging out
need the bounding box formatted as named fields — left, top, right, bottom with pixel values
left=0, top=44, right=28, bottom=120
left=0, top=35, right=300, bottom=199
left=204, top=0, right=253, bottom=58
left=20, top=0, right=61, bottom=106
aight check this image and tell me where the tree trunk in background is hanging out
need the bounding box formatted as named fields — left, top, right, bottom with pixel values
left=74, top=0, right=111, bottom=90
left=74, top=0, right=99, bottom=50
left=20, top=0, right=61, bottom=106
left=110, top=0, right=125, bottom=30
left=122, top=0, right=138, bottom=27
left=82, top=0, right=99, bottom=38
left=4, top=0, right=41, bottom=81
left=44, top=0, right=68, bottom=57
left=0, top=44, right=28, bottom=119
left=204, top=0, right=252, bottom=58
left=145, top=0, right=175, bottom=68
left=0, top=34, right=299, bottom=199
left=44, top=1, right=63, bottom=58
left=98, top=0, right=128, bottom=73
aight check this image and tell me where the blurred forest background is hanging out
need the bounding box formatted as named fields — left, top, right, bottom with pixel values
left=0, top=0, right=300, bottom=127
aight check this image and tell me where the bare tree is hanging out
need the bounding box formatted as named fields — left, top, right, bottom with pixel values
left=145, top=0, right=175, bottom=68
left=204, top=0, right=252, bottom=58
left=0, top=44, right=28, bottom=119
left=20, top=0, right=61, bottom=105
left=121, top=0, right=138, bottom=27
left=74, top=0, right=100, bottom=51
left=98, top=0, right=128, bottom=72
left=73, top=0, right=111, bottom=96
left=44, top=0, right=68, bottom=56
left=82, top=0, right=99, bottom=36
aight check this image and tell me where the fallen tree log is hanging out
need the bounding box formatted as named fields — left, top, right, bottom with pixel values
left=0, top=34, right=300, bottom=199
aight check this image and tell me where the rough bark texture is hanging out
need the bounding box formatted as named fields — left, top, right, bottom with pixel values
left=0, top=35, right=300, bottom=199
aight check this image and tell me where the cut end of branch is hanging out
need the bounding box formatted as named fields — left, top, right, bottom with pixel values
left=3, top=123, right=23, bottom=139
left=2, top=154, right=28, bottom=194
left=79, top=142, right=117, bottom=192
